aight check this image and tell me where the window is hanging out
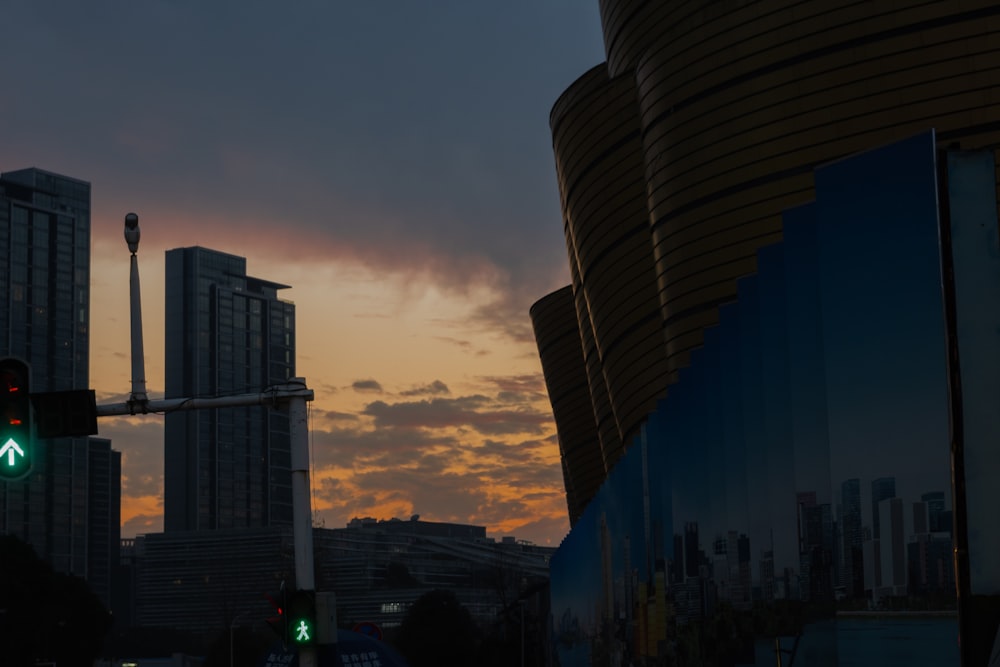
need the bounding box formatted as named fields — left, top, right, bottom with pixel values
left=380, top=602, right=407, bottom=614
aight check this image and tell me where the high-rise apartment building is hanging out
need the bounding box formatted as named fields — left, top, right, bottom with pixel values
left=163, top=247, right=295, bottom=532
left=0, top=168, right=121, bottom=606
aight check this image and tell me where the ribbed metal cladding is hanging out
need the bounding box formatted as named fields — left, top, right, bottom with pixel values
left=629, top=0, right=1000, bottom=376
left=530, top=286, right=606, bottom=524
left=598, top=0, right=671, bottom=78
left=551, top=64, right=669, bottom=458
left=569, top=247, right=622, bottom=472
left=551, top=66, right=623, bottom=472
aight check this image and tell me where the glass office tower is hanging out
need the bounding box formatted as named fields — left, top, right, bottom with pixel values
left=0, top=168, right=121, bottom=606
left=163, top=247, right=295, bottom=532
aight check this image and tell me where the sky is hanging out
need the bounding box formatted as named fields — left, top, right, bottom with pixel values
left=0, top=1, right=607, bottom=546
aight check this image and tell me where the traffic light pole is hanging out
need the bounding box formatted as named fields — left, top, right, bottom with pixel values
left=288, top=384, right=315, bottom=596
left=94, top=384, right=314, bottom=418
left=96, top=383, right=319, bottom=667
left=106, top=214, right=322, bottom=666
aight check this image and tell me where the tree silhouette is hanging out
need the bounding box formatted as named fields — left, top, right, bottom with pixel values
left=0, top=535, right=112, bottom=666
left=396, top=589, right=481, bottom=667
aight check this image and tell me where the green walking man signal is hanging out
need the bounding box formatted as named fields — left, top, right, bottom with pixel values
left=0, top=358, right=32, bottom=481
left=288, top=589, right=316, bottom=647
left=294, top=619, right=311, bottom=643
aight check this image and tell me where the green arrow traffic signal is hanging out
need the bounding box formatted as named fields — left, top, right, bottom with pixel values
left=0, top=358, right=32, bottom=481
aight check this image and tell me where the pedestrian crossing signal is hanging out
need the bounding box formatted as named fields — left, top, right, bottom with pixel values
left=266, top=581, right=288, bottom=645
left=288, top=589, right=316, bottom=647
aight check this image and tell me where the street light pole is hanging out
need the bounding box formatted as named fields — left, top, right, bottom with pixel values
left=123, top=213, right=147, bottom=409
left=107, top=213, right=327, bottom=665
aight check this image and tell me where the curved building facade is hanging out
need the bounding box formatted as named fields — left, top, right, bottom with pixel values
left=567, top=253, right=622, bottom=470
left=529, top=286, right=605, bottom=524
left=550, top=64, right=669, bottom=468
left=621, top=0, right=1000, bottom=374
left=536, top=0, right=1000, bottom=519
left=598, top=0, right=670, bottom=78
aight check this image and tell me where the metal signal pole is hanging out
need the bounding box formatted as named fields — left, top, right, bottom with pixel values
left=105, top=214, right=321, bottom=667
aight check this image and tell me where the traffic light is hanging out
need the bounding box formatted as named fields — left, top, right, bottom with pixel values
left=287, top=589, right=316, bottom=647
left=266, top=581, right=288, bottom=645
left=0, top=358, right=32, bottom=481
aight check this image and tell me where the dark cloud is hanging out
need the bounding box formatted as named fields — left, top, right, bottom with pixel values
left=122, top=512, right=163, bottom=539
left=485, top=441, right=562, bottom=482
left=311, top=424, right=457, bottom=470
left=97, top=417, right=165, bottom=496
left=91, top=377, right=566, bottom=541
left=352, top=379, right=383, bottom=393
left=0, top=1, right=598, bottom=547
left=94, top=390, right=136, bottom=405
left=478, top=374, right=548, bottom=394
left=313, top=381, right=340, bottom=397
left=327, top=461, right=568, bottom=543
left=474, top=437, right=552, bottom=465
left=468, top=293, right=545, bottom=347
left=316, top=457, right=551, bottom=527
left=362, top=396, right=551, bottom=435
left=312, top=412, right=561, bottom=504
left=315, top=410, right=359, bottom=423
left=399, top=380, right=450, bottom=397
left=315, top=477, right=364, bottom=510
left=0, top=2, right=603, bottom=317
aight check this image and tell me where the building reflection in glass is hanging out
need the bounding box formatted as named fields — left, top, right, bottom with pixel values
left=550, top=131, right=1000, bottom=665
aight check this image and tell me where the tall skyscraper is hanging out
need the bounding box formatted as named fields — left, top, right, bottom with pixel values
left=163, top=247, right=295, bottom=532
left=684, top=521, right=699, bottom=579
left=840, top=478, right=864, bottom=597
left=871, top=476, right=896, bottom=537
left=878, top=497, right=907, bottom=596
left=922, top=490, right=946, bottom=533
left=88, top=437, right=122, bottom=607
left=0, top=168, right=121, bottom=605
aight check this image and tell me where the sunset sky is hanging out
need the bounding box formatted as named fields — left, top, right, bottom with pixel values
left=0, top=1, right=606, bottom=546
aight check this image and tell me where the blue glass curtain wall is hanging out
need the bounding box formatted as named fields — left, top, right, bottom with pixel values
left=550, top=131, right=1000, bottom=666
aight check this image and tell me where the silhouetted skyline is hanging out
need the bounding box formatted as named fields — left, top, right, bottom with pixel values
left=0, top=2, right=606, bottom=545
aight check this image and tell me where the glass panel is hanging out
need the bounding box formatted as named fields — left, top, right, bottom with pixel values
left=943, top=148, right=1000, bottom=663
left=548, top=132, right=982, bottom=665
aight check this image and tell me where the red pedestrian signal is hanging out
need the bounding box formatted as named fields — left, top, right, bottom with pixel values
left=266, top=581, right=288, bottom=645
